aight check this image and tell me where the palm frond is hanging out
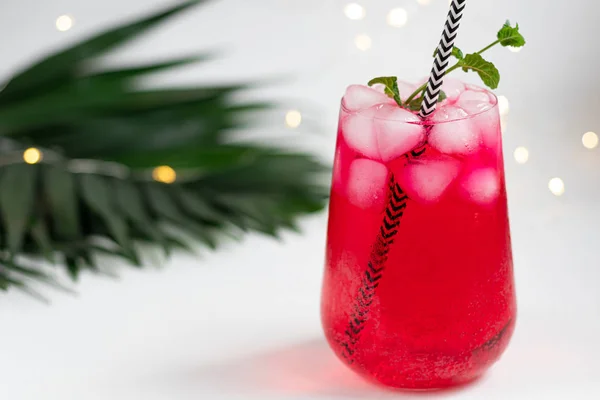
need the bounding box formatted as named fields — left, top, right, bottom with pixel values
left=0, top=0, right=328, bottom=295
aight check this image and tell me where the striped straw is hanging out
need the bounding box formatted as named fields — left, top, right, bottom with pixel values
left=335, top=0, right=468, bottom=366
left=419, top=0, right=467, bottom=119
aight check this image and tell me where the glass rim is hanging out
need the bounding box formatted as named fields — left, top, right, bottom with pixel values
left=340, top=86, right=499, bottom=125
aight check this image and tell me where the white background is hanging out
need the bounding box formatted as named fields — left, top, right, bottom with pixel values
left=0, top=0, right=599, bottom=399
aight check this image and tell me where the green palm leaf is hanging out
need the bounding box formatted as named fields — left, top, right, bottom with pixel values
left=0, top=164, right=37, bottom=255
left=0, top=0, right=328, bottom=297
left=0, top=0, right=207, bottom=101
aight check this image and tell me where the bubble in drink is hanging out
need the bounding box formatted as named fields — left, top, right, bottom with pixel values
left=398, top=155, right=460, bottom=203
left=461, top=167, right=500, bottom=204
left=346, top=158, right=389, bottom=210
left=374, top=105, right=425, bottom=161
left=429, top=106, right=480, bottom=155
left=343, top=85, right=394, bottom=112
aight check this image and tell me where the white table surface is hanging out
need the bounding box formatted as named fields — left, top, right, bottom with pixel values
left=1, top=0, right=600, bottom=398
left=1, top=198, right=599, bottom=400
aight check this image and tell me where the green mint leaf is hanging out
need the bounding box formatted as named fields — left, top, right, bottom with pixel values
left=433, top=47, right=464, bottom=60
left=368, top=76, right=402, bottom=106
left=460, top=53, right=500, bottom=89
left=497, top=20, right=526, bottom=48
left=406, top=97, right=422, bottom=112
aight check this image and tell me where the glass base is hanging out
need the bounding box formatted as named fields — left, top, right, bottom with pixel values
left=365, top=372, right=484, bottom=391
left=326, top=318, right=514, bottom=391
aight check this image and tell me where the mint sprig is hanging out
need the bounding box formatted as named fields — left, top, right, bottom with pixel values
left=460, top=53, right=500, bottom=89
left=368, top=77, right=402, bottom=107
left=497, top=20, right=526, bottom=47
left=374, top=20, right=525, bottom=112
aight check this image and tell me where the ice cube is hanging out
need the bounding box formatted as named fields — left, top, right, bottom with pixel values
left=343, top=85, right=394, bottom=112
left=341, top=106, right=380, bottom=159
left=342, top=104, right=425, bottom=161
left=456, top=90, right=500, bottom=149
left=370, top=83, right=386, bottom=93
left=461, top=168, right=500, bottom=205
left=458, top=90, right=492, bottom=110
left=457, top=92, right=494, bottom=116
left=459, top=101, right=493, bottom=116
left=374, top=105, right=426, bottom=162
left=431, top=104, right=469, bottom=121
left=465, top=83, right=486, bottom=92
left=368, top=81, right=418, bottom=102
left=398, top=80, right=418, bottom=102
left=346, top=159, right=389, bottom=210
left=429, top=106, right=480, bottom=155
left=471, top=108, right=501, bottom=150
left=442, top=78, right=466, bottom=102
left=399, top=155, right=460, bottom=204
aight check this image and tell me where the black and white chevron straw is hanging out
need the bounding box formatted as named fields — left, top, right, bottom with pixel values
left=419, top=0, right=467, bottom=119
left=335, top=0, right=468, bottom=365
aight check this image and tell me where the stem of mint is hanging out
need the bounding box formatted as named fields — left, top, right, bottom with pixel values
left=475, top=39, right=501, bottom=55
left=405, top=41, right=498, bottom=104
left=404, top=21, right=525, bottom=106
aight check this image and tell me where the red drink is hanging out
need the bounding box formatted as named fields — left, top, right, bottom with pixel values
left=321, top=80, right=516, bottom=389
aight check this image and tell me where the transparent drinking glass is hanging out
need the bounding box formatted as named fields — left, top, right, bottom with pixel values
left=320, top=82, right=516, bottom=389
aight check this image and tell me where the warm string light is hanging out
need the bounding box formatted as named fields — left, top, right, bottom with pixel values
left=12, top=146, right=184, bottom=183
left=285, top=110, right=302, bottom=128
left=55, top=15, right=74, bottom=32
left=152, top=166, right=176, bottom=184
left=344, top=3, right=365, bottom=20
left=500, top=116, right=507, bottom=133
left=548, top=178, right=565, bottom=197
left=387, top=8, right=408, bottom=28
left=582, top=131, right=598, bottom=149
left=23, top=148, right=42, bottom=164
left=513, top=147, right=529, bottom=164
left=355, top=34, right=372, bottom=51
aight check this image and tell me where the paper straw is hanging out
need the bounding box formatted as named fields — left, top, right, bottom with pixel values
left=336, top=147, right=425, bottom=364
left=336, top=0, right=468, bottom=364
left=337, top=174, right=408, bottom=364
left=419, top=0, right=467, bottom=118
